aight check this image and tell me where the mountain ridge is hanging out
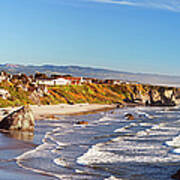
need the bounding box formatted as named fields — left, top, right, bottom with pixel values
left=0, top=63, right=180, bottom=86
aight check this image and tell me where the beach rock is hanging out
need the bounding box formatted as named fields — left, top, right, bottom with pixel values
left=171, top=169, right=180, bottom=179
left=76, top=121, right=88, bottom=125
left=0, top=106, right=35, bottom=131
left=116, top=103, right=124, bottom=108
left=124, top=113, right=134, bottom=120
left=116, top=104, right=120, bottom=108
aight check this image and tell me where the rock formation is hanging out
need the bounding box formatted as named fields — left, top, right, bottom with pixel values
left=125, top=113, right=135, bottom=120
left=0, top=106, right=35, bottom=131
left=131, top=86, right=180, bottom=107
left=76, top=121, right=89, bottom=125
left=147, top=87, right=177, bottom=106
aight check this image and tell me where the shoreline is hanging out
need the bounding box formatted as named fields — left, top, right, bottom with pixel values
left=31, top=104, right=117, bottom=120
left=0, top=102, right=178, bottom=121
left=0, top=104, right=117, bottom=121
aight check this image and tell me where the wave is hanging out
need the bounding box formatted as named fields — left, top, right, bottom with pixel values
left=166, top=135, right=180, bottom=148
left=14, top=106, right=180, bottom=179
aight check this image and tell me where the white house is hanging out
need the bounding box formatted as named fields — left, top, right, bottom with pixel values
left=37, top=79, right=54, bottom=86
left=37, top=78, right=71, bottom=86
left=0, top=89, right=10, bottom=99
left=113, top=80, right=124, bottom=85
left=0, top=72, right=7, bottom=82
left=0, top=76, right=6, bottom=83
left=54, top=78, right=71, bottom=85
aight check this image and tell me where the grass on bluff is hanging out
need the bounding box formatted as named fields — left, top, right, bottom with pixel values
left=0, top=82, right=163, bottom=108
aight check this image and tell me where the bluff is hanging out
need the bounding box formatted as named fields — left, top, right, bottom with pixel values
left=0, top=81, right=179, bottom=107
left=47, top=84, right=180, bottom=107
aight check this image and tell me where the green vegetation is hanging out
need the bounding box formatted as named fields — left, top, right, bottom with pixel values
left=0, top=81, right=177, bottom=108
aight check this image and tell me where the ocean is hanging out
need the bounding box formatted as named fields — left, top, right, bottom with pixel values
left=1, top=106, right=180, bottom=179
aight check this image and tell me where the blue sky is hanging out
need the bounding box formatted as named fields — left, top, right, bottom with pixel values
left=0, top=0, right=180, bottom=75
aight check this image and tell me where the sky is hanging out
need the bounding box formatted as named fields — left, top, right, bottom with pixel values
left=0, top=0, right=180, bottom=75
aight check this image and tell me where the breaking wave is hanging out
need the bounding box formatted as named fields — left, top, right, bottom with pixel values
left=15, top=106, right=180, bottom=179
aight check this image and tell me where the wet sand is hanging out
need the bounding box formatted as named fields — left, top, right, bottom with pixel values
left=0, top=132, right=52, bottom=180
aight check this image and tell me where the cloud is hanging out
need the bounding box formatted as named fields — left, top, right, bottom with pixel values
left=88, top=0, right=180, bottom=12
left=90, top=0, right=140, bottom=6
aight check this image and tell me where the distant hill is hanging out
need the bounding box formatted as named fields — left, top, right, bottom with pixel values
left=0, top=63, right=180, bottom=86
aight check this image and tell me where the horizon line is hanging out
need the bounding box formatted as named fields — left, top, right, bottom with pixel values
left=1, top=62, right=180, bottom=77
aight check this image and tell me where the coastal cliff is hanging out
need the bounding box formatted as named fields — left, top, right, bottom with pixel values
left=130, top=85, right=180, bottom=106
left=0, top=80, right=179, bottom=107
left=47, top=84, right=180, bottom=106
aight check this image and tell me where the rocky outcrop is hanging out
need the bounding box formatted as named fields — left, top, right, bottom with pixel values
left=125, top=113, right=135, bottom=120
left=0, top=106, right=35, bottom=131
left=130, top=86, right=179, bottom=107
left=76, top=121, right=88, bottom=125
left=146, top=87, right=177, bottom=106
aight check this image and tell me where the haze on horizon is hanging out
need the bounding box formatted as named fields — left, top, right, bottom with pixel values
left=0, top=0, right=180, bottom=76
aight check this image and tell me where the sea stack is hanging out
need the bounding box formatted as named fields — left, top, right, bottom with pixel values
left=0, top=106, right=35, bottom=131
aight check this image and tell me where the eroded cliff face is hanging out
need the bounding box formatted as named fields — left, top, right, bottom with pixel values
left=129, top=85, right=180, bottom=107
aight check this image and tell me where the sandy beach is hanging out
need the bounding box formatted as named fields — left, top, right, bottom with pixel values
left=32, top=104, right=116, bottom=119
left=0, top=104, right=116, bottom=120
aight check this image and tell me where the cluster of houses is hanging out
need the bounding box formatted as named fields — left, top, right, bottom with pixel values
left=0, top=71, right=136, bottom=100
left=0, top=71, right=130, bottom=86
left=34, top=73, right=129, bottom=86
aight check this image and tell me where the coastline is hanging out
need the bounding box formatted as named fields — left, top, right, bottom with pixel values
left=0, top=104, right=117, bottom=121
left=0, top=104, right=180, bottom=179
left=0, top=103, right=117, bottom=180
left=31, top=104, right=117, bottom=120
